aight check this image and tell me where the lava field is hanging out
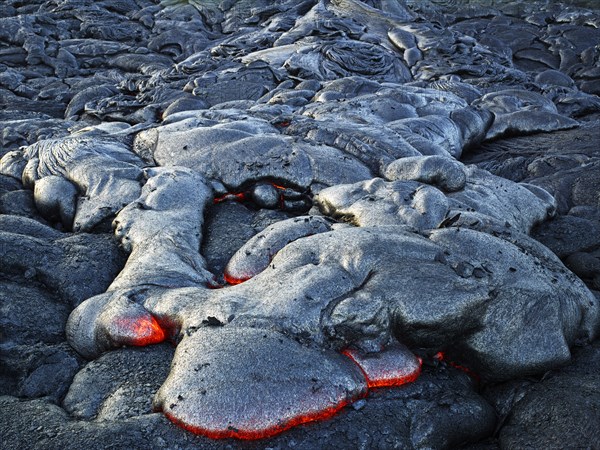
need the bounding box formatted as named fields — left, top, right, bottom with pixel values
left=1, top=0, right=600, bottom=449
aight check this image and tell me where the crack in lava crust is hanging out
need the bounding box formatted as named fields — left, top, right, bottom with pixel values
left=434, top=352, right=480, bottom=382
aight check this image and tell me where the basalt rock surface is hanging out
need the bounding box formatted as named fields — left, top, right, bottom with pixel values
left=1, top=0, right=600, bottom=449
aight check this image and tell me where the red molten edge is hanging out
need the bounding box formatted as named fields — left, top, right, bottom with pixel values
left=213, top=192, right=246, bottom=204
left=223, top=272, right=250, bottom=286
left=342, top=347, right=422, bottom=389
left=164, top=345, right=421, bottom=440
left=114, top=315, right=166, bottom=346
left=164, top=399, right=352, bottom=440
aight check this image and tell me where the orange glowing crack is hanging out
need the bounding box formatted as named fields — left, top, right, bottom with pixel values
left=212, top=183, right=292, bottom=206
left=434, top=352, right=480, bottom=381
left=213, top=192, right=246, bottom=204
left=164, top=399, right=352, bottom=440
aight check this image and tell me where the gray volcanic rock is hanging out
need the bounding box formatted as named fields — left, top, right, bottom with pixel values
left=316, top=165, right=555, bottom=234
left=67, top=166, right=213, bottom=359
left=474, top=89, right=579, bottom=139
left=287, top=99, right=492, bottom=176
left=17, top=136, right=148, bottom=231
left=63, top=344, right=174, bottom=421
left=426, top=227, right=597, bottom=378
left=130, top=80, right=493, bottom=199
left=384, top=155, right=467, bottom=192
left=0, top=114, right=72, bottom=154
left=0, top=215, right=126, bottom=306
left=0, top=277, right=82, bottom=402
left=1, top=341, right=81, bottom=403
left=317, top=366, right=495, bottom=450
left=33, top=175, right=78, bottom=228
left=69, top=223, right=598, bottom=382
left=318, top=178, right=450, bottom=230
left=532, top=214, right=600, bottom=259
left=497, top=341, right=600, bottom=449
left=446, top=2, right=600, bottom=95
left=464, top=116, right=600, bottom=297
left=145, top=118, right=312, bottom=188
left=1, top=278, right=70, bottom=345
left=224, top=215, right=334, bottom=282
left=565, top=250, right=600, bottom=290
left=202, top=201, right=293, bottom=281
left=109, top=166, right=214, bottom=290
left=464, top=116, right=600, bottom=215
left=0, top=174, right=44, bottom=222
left=135, top=114, right=373, bottom=195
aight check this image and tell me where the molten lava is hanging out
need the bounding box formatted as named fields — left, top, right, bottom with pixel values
left=342, top=345, right=422, bottom=389
left=164, top=399, right=352, bottom=440
left=223, top=272, right=249, bottom=285
left=270, top=182, right=288, bottom=190
left=212, top=182, right=291, bottom=208
left=213, top=192, right=246, bottom=204
left=113, top=315, right=166, bottom=346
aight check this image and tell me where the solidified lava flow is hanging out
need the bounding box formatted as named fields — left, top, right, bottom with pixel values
left=162, top=345, right=424, bottom=440
left=164, top=400, right=353, bottom=440
left=342, top=345, right=422, bottom=389
left=9, top=0, right=597, bottom=445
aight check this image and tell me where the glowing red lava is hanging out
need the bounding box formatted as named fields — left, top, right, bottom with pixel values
left=342, top=346, right=422, bottom=389
left=213, top=192, right=246, bottom=204
left=164, top=399, right=352, bottom=440
left=270, top=183, right=287, bottom=191
left=223, top=273, right=250, bottom=285
left=212, top=183, right=291, bottom=207
left=113, top=315, right=166, bottom=346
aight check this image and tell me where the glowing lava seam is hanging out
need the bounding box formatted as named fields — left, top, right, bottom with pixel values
left=434, top=352, right=480, bottom=381
left=164, top=399, right=354, bottom=440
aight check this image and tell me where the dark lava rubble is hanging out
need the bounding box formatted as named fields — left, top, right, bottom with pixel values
left=1, top=0, right=600, bottom=448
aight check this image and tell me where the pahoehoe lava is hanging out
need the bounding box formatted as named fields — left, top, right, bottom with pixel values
left=1, top=0, right=600, bottom=448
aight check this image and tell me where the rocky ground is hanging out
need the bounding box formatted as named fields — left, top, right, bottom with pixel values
left=1, top=0, right=599, bottom=449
